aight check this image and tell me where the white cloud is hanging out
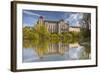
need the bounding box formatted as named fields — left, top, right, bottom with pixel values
left=23, top=23, right=33, bottom=27
left=76, top=21, right=80, bottom=27
left=70, top=14, right=78, bottom=20
left=65, top=13, right=83, bottom=26
left=66, top=13, right=81, bottom=21
left=23, top=11, right=41, bottom=17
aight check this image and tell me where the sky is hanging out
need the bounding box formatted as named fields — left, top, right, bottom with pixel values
left=22, top=10, right=86, bottom=27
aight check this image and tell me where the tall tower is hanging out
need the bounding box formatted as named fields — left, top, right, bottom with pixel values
left=58, top=19, right=64, bottom=34
left=38, top=16, right=44, bottom=25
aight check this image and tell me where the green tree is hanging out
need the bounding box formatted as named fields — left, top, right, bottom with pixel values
left=79, top=13, right=91, bottom=47
left=34, top=23, right=50, bottom=40
left=23, top=26, right=32, bottom=39
left=80, top=13, right=91, bottom=30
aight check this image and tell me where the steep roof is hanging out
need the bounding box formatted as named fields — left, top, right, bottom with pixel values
left=44, top=20, right=59, bottom=23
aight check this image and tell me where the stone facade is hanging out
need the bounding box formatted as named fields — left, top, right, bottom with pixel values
left=37, top=16, right=69, bottom=34
left=69, top=26, right=80, bottom=32
left=37, top=16, right=80, bottom=33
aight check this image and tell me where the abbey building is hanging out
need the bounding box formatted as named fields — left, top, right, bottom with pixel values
left=37, top=16, right=80, bottom=33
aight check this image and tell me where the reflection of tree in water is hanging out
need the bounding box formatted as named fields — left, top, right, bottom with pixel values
left=23, top=39, right=91, bottom=60
left=23, top=39, right=69, bottom=59
left=80, top=43, right=91, bottom=59
left=34, top=40, right=49, bottom=59
left=36, top=42, right=69, bottom=58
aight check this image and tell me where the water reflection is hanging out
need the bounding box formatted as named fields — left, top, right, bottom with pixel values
left=23, top=40, right=91, bottom=62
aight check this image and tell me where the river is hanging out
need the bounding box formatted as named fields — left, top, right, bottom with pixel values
left=22, top=40, right=91, bottom=62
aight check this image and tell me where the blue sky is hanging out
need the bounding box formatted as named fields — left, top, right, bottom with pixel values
left=22, top=10, right=85, bottom=27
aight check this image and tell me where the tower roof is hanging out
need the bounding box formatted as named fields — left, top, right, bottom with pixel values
left=39, top=16, right=44, bottom=19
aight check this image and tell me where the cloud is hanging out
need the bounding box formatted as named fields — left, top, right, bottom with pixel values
left=23, top=23, right=34, bottom=27
left=64, top=13, right=83, bottom=26
left=23, top=11, right=41, bottom=17
left=66, top=13, right=80, bottom=21
left=69, top=14, right=78, bottom=20
left=75, top=21, right=80, bottom=27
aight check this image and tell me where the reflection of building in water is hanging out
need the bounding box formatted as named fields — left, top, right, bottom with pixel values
left=69, top=43, right=80, bottom=48
left=33, top=43, right=82, bottom=59
left=33, top=42, right=69, bottom=58
left=23, top=42, right=89, bottom=62
left=46, top=42, right=69, bottom=55
left=68, top=43, right=85, bottom=60
left=37, top=16, right=80, bottom=34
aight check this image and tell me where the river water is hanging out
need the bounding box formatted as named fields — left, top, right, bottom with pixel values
left=22, top=40, right=90, bottom=62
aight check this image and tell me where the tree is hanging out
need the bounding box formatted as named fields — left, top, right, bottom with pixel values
left=23, top=26, right=32, bottom=39
left=79, top=13, right=91, bottom=43
left=34, top=22, right=50, bottom=40
left=80, top=13, right=91, bottom=30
